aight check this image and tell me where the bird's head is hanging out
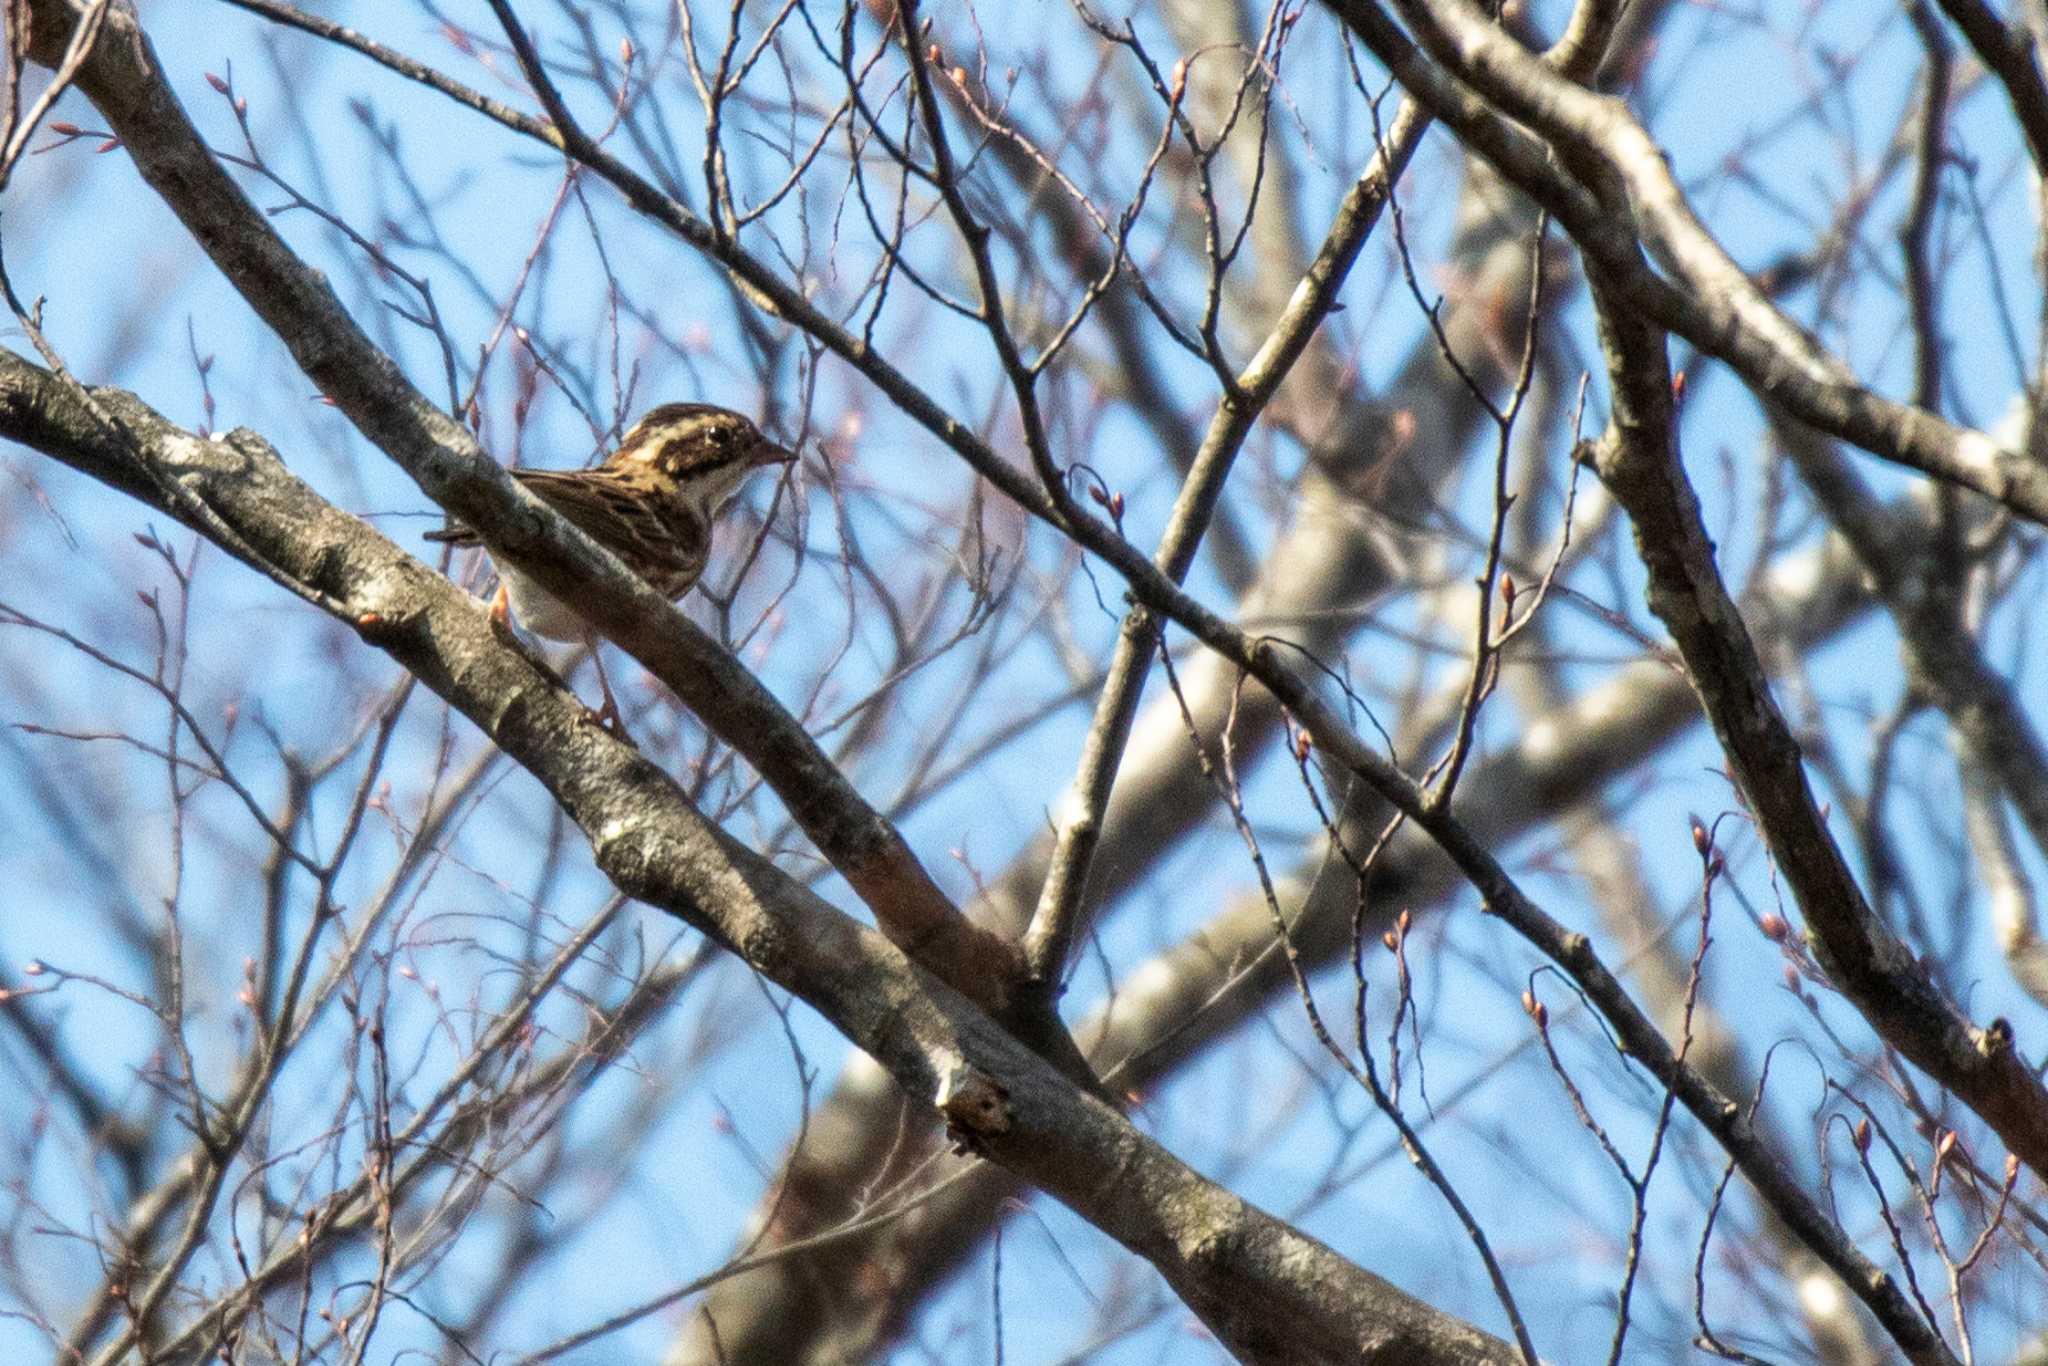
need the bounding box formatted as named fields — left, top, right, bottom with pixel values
left=615, top=402, right=797, bottom=516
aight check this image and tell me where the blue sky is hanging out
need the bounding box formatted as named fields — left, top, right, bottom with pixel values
left=2, top=1, right=2043, bottom=1361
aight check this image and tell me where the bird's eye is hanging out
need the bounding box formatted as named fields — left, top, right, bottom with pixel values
left=710, top=426, right=734, bottom=448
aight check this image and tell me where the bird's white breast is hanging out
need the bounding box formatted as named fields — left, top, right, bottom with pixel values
left=499, top=563, right=592, bottom=642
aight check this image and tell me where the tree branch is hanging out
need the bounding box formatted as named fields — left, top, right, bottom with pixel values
left=0, top=345, right=1519, bottom=1366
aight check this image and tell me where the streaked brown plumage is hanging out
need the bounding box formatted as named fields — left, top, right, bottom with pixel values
left=426, top=402, right=794, bottom=729
left=426, top=402, right=795, bottom=640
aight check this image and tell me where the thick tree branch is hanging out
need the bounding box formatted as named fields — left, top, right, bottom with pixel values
left=0, top=352, right=1518, bottom=1366
left=674, top=520, right=1896, bottom=1364
left=1021, top=95, right=1431, bottom=989
left=18, top=0, right=1030, bottom=1031
left=1582, top=272, right=2048, bottom=1186
left=1931, top=0, right=2048, bottom=171
left=1325, top=0, right=2048, bottom=528
left=1767, top=416, right=2048, bottom=967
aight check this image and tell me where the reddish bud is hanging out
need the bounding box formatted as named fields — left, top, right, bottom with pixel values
left=1689, top=817, right=1710, bottom=857
left=1758, top=914, right=1789, bottom=942
left=927, top=43, right=942, bottom=64
left=206, top=72, right=230, bottom=94
left=620, top=37, right=635, bottom=66
left=49, top=122, right=80, bottom=136
left=96, top=138, right=122, bottom=154
left=1381, top=931, right=1397, bottom=952
left=951, top=66, right=968, bottom=87
left=1854, top=1118, right=1871, bottom=1152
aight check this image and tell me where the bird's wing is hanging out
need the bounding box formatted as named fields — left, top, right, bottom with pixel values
left=515, top=468, right=709, bottom=595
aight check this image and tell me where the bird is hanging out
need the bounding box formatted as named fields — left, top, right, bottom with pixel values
left=425, top=402, right=796, bottom=731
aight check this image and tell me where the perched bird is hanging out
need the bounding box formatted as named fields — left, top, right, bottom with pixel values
left=426, top=402, right=795, bottom=729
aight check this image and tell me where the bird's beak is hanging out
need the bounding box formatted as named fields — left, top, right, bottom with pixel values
left=760, top=438, right=799, bottom=468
